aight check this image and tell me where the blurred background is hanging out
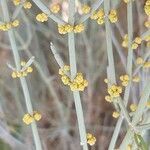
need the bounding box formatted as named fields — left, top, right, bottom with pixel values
left=0, top=0, right=149, bottom=149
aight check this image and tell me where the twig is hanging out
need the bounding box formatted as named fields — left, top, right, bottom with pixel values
left=50, top=43, right=64, bottom=68
left=108, top=1, right=133, bottom=149
left=50, top=41, right=88, bottom=149
left=0, top=1, right=42, bottom=150
left=15, top=31, right=66, bottom=125
left=76, top=0, right=104, bottom=24
left=31, top=0, right=66, bottom=24
left=137, top=123, right=150, bottom=131
left=68, top=1, right=88, bottom=149
left=111, top=27, right=126, bottom=69
left=119, top=79, right=150, bottom=149
left=104, top=0, right=116, bottom=84
left=133, top=50, right=150, bottom=76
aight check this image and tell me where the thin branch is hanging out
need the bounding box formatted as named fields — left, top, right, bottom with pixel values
left=0, top=1, right=42, bottom=150
left=109, top=1, right=133, bottom=149
left=76, top=0, right=104, bottom=24
left=31, top=0, right=66, bottom=24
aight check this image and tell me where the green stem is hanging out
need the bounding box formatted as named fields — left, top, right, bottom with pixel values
left=119, top=79, right=150, bottom=149
left=67, top=1, right=88, bottom=149
left=104, top=0, right=116, bottom=84
left=137, top=123, right=150, bottom=131
left=0, top=1, right=42, bottom=150
left=104, top=1, right=122, bottom=148
left=31, top=0, right=65, bottom=24
left=108, top=0, right=133, bottom=149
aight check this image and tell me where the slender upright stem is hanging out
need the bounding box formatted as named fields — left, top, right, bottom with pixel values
left=119, top=79, right=150, bottom=149
left=104, top=0, right=124, bottom=114
left=67, top=1, right=88, bottom=150
left=104, top=0, right=116, bottom=84
left=31, top=0, right=65, bottom=24
left=108, top=0, right=133, bottom=149
left=108, top=117, right=123, bottom=150
left=104, top=1, right=120, bottom=148
left=0, top=1, right=42, bottom=150
left=124, top=0, right=133, bottom=105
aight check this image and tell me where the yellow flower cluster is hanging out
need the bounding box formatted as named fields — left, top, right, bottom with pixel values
left=70, top=73, right=88, bottom=91
left=90, top=9, right=105, bottom=25
left=81, top=4, right=91, bottom=14
left=59, top=65, right=70, bottom=75
left=105, top=84, right=122, bottom=103
left=11, top=61, right=33, bottom=78
left=58, top=24, right=73, bottom=34
left=136, top=57, right=144, bottom=65
left=13, top=0, right=32, bottom=9
left=90, top=9, right=118, bottom=25
left=104, top=78, right=109, bottom=84
left=131, top=37, right=142, bottom=50
left=74, top=24, right=85, bottom=33
left=108, top=10, right=118, bottom=23
left=58, top=24, right=84, bottom=34
left=59, top=65, right=88, bottom=91
left=50, top=3, right=60, bottom=14
left=22, top=111, right=41, bottom=125
left=36, top=13, right=48, bottom=22
left=86, top=133, right=96, bottom=146
left=105, top=95, right=112, bottom=103
left=0, top=20, right=19, bottom=31
left=122, top=35, right=142, bottom=49
left=144, top=0, right=150, bottom=16
left=120, top=74, right=129, bottom=86
left=23, top=1, right=32, bottom=9
left=107, top=84, right=122, bottom=98
left=144, top=20, right=150, bottom=28
left=132, top=76, right=140, bottom=82
left=112, top=111, right=120, bottom=118
left=136, top=57, right=150, bottom=68
left=13, top=0, right=21, bottom=5
left=130, top=104, right=137, bottom=112
left=119, top=74, right=140, bottom=86
left=143, top=61, right=150, bottom=68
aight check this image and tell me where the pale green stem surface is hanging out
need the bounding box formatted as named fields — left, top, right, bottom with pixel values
left=31, top=0, right=65, bottom=24
left=104, top=1, right=120, bottom=148
left=104, top=0, right=116, bottom=84
left=68, top=0, right=88, bottom=150
left=108, top=1, right=133, bottom=149
left=1, top=1, right=42, bottom=150
left=120, top=79, right=150, bottom=149
left=104, top=0, right=129, bottom=118
left=137, top=123, right=150, bottom=131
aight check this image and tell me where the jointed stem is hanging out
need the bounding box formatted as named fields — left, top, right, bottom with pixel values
left=0, top=1, right=42, bottom=150
left=31, top=0, right=65, bottom=24
left=107, top=0, right=133, bottom=149
left=104, top=0, right=116, bottom=84
left=67, top=1, right=88, bottom=150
